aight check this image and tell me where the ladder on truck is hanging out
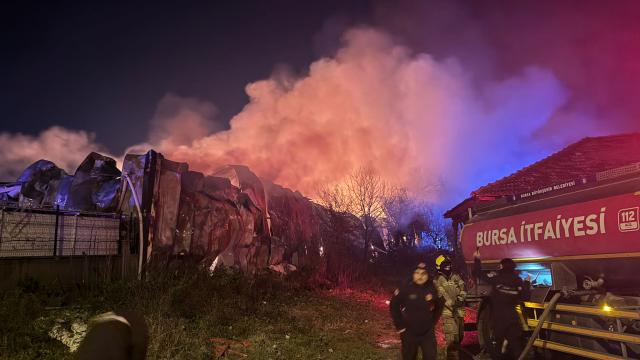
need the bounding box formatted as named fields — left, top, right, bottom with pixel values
left=523, top=301, right=640, bottom=359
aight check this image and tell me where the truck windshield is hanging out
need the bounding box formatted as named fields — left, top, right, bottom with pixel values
left=516, top=262, right=552, bottom=287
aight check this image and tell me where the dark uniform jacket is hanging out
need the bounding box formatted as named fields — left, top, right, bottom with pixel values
left=473, top=258, right=530, bottom=324
left=390, top=281, right=444, bottom=336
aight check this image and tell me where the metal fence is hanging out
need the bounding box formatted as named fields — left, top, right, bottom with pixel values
left=0, top=204, right=121, bottom=258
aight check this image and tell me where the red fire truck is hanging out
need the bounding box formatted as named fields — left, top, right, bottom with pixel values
left=445, top=134, right=640, bottom=359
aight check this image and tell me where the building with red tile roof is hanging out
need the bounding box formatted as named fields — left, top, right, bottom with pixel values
left=445, top=133, right=640, bottom=223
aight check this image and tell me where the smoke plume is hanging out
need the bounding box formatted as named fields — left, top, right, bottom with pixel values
left=373, top=0, right=640, bottom=146
left=0, top=126, right=109, bottom=181
left=147, top=28, right=567, bottom=205
left=5, top=0, right=640, bottom=210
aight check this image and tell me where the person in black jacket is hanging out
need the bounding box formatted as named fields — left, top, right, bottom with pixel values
left=390, top=262, right=444, bottom=360
left=473, top=249, right=530, bottom=360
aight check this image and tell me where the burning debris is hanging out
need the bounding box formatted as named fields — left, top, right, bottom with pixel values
left=0, top=150, right=366, bottom=274
left=1, top=153, right=122, bottom=212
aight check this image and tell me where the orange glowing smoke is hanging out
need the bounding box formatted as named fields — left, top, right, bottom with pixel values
left=136, top=28, right=567, bottom=203
left=1, top=28, right=569, bottom=206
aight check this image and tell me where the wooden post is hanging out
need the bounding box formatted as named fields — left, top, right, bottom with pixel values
left=53, top=205, right=60, bottom=256
left=0, top=209, right=4, bottom=253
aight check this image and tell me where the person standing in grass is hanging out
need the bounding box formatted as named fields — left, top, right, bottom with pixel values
left=390, top=262, right=444, bottom=360
left=435, top=254, right=467, bottom=360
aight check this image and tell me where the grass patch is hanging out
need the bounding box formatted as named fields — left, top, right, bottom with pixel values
left=243, top=292, right=397, bottom=360
left=0, top=267, right=407, bottom=359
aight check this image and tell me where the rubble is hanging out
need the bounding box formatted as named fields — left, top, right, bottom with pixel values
left=66, top=152, right=121, bottom=212
left=48, top=318, right=88, bottom=353
left=210, top=338, right=251, bottom=358
left=0, top=182, right=21, bottom=202
left=2, top=153, right=122, bottom=212
left=268, top=263, right=297, bottom=275
left=39, top=309, right=90, bottom=353
left=16, top=159, right=67, bottom=208
left=3, top=150, right=367, bottom=274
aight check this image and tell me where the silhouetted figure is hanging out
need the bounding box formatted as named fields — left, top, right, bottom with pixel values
left=474, top=250, right=530, bottom=360
left=77, top=310, right=148, bottom=360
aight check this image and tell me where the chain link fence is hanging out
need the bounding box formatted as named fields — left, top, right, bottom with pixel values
left=0, top=203, right=122, bottom=258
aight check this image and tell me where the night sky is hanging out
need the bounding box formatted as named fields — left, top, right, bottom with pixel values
left=2, top=0, right=371, bottom=153
left=2, top=0, right=640, bottom=204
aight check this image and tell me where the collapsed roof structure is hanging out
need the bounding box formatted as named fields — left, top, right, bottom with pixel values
left=0, top=150, right=367, bottom=274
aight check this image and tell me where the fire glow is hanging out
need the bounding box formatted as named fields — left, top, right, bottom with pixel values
left=1, top=28, right=573, bottom=206
left=139, top=28, right=568, bottom=204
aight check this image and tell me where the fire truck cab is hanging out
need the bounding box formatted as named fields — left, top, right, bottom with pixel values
left=446, top=134, right=640, bottom=359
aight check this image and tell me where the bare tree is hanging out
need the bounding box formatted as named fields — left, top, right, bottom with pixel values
left=316, top=183, right=352, bottom=213
left=318, top=168, right=451, bottom=259
left=317, top=166, right=390, bottom=261
left=381, top=187, right=408, bottom=232
left=315, top=182, right=363, bottom=283
left=416, top=203, right=451, bottom=250
left=344, top=166, right=390, bottom=261
left=381, top=187, right=415, bottom=249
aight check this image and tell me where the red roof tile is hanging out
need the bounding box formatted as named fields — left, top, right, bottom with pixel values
left=472, top=133, right=640, bottom=197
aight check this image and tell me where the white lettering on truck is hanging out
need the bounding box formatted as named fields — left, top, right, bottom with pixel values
left=475, top=207, right=607, bottom=248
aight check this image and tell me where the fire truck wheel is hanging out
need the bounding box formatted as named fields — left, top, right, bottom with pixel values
left=477, top=303, right=496, bottom=354
left=581, top=276, right=595, bottom=290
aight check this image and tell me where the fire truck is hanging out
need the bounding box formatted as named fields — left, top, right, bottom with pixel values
left=445, top=134, right=640, bottom=359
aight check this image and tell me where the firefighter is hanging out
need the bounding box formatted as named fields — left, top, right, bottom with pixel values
left=390, top=262, right=444, bottom=360
left=473, top=249, right=531, bottom=360
left=435, top=254, right=467, bottom=360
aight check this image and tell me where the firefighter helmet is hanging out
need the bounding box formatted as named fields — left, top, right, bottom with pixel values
left=435, top=254, right=451, bottom=270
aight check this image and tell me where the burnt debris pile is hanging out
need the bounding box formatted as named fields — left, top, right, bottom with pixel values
left=0, top=152, right=122, bottom=212
left=0, top=151, right=364, bottom=274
